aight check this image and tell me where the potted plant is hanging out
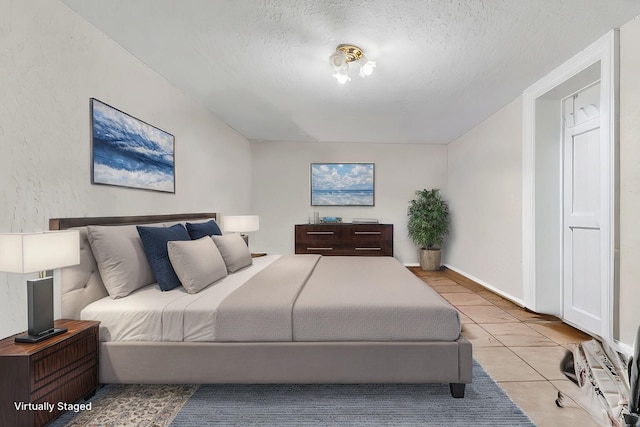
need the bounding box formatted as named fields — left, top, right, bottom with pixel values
left=407, top=189, right=449, bottom=271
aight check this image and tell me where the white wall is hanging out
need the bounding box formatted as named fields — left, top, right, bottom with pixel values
left=0, top=0, right=252, bottom=338
left=249, top=141, right=448, bottom=264
left=445, top=98, right=524, bottom=302
left=2, top=0, right=636, bottom=347
left=618, top=15, right=640, bottom=346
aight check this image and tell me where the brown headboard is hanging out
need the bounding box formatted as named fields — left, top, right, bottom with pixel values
left=49, top=213, right=219, bottom=319
left=50, top=212, right=219, bottom=230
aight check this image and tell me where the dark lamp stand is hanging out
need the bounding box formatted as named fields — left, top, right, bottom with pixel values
left=14, top=277, right=67, bottom=343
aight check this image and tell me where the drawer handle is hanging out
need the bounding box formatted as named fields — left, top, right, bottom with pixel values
left=354, top=231, right=381, bottom=235
left=307, top=247, right=334, bottom=251
left=355, top=247, right=382, bottom=251
left=307, top=231, right=334, bottom=235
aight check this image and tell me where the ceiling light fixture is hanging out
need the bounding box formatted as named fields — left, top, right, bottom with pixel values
left=329, top=44, right=376, bottom=84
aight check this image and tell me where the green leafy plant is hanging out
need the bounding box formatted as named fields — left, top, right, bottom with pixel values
left=407, top=189, right=449, bottom=250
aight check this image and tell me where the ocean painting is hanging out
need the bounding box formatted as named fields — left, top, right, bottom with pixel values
left=311, top=163, right=374, bottom=206
left=91, top=99, right=175, bottom=193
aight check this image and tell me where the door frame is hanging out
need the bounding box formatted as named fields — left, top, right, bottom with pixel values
left=522, top=30, right=619, bottom=344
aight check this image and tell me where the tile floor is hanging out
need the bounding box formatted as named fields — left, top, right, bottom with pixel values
left=410, top=267, right=598, bottom=427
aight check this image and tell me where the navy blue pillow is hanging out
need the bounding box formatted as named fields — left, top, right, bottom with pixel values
left=186, top=220, right=222, bottom=240
left=137, top=223, right=191, bottom=291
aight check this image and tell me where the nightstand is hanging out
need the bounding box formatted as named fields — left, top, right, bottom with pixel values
left=0, top=319, right=99, bottom=427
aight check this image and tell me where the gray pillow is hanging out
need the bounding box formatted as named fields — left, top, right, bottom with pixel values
left=87, top=225, right=156, bottom=298
left=167, top=237, right=227, bottom=294
left=211, top=234, right=253, bottom=273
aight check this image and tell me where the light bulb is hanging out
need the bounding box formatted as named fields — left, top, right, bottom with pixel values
left=358, top=60, right=376, bottom=77
left=333, top=68, right=350, bottom=84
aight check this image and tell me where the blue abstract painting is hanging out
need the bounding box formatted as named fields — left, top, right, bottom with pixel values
left=311, top=163, right=374, bottom=206
left=91, top=99, right=175, bottom=193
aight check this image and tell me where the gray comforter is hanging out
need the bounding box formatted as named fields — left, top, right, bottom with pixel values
left=215, top=255, right=461, bottom=342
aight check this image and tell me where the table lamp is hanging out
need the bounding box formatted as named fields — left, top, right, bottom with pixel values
left=223, top=215, right=259, bottom=246
left=0, top=230, right=80, bottom=343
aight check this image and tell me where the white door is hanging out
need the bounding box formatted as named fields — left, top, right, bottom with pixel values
left=562, top=82, right=603, bottom=336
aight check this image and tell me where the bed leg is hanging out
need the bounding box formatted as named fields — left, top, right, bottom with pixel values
left=449, top=383, right=465, bottom=398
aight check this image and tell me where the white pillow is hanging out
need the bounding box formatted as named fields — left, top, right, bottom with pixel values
left=168, top=237, right=227, bottom=294
left=211, top=234, right=253, bottom=273
left=87, top=225, right=156, bottom=298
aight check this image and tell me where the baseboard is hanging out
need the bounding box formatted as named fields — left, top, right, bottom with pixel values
left=612, top=339, right=634, bottom=358
left=442, top=264, right=526, bottom=307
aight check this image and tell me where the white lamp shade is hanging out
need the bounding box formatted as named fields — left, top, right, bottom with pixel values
left=223, top=215, right=260, bottom=233
left=0, top=230, right=80, bottom=274
left=329, top=50, right=348, bottom=71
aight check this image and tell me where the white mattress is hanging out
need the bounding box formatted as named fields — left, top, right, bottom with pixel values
left=81, top=255, right=281, bottom=342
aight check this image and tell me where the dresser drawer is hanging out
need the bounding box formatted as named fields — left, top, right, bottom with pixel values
left=346, top=225, right=392, bottom=241
left=299, top=227, right=340, bottom=242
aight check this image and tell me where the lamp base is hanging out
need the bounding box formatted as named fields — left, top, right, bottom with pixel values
left=15, top=327, right=67, bottom=344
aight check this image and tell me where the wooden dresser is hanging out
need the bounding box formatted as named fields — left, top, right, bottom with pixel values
left=0, top=319, right=100, bottom=427
left=295, top=223, right=393, bottom=256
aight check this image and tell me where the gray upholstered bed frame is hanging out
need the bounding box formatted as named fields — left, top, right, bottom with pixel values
left=50, top=213, right=472, bottom=398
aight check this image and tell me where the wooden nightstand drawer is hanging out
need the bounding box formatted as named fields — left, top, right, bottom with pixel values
left=0, top=319, right=99, bottom=427
left=32, top=356, right=97, bottom=401
left=33, top=362, right=98, bottom=426
left=32, top=328, right=97, bottom=385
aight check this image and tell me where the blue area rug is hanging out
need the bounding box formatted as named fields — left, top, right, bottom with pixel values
left=170, top=360, right=535, bottom=426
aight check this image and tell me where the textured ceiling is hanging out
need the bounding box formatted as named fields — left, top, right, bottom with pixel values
left=61, top=0, right=640, bottom=144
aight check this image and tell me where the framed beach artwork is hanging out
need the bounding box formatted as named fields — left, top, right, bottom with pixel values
left=310, top=163, right=375, bottom=206
left=90, top=98, right=175, bottom=193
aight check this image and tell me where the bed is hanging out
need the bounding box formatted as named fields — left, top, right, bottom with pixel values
left=50, top=213, right=472, bottom=398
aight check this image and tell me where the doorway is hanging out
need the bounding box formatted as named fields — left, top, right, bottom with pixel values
left=523, top=30, right=618, bottom=343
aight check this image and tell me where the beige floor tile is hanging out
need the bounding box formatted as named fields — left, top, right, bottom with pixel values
left=527, top=321, right=592, bottom=344
left=410, top=269, right=443, bottom=278
left=489, top=297, right=522, bottom=310
left=457, top=281, right=486, bottom=292
left=510, top=346, right=569, bottom=380
left=425, top=277, right=460, bottom=286
left=440, top=292, right=494, bottom=306
left=506, top=307, right=560, bottom=322
left=474, top=347, right=544, bottom=381
left=442, top=272, right=484, bottom=289
left=430, top=284, right=475, bottom=294
left=476, top=289, right=505, bottom=300
left=461, top=323, right=502, bottom=347
left=499, top=380, right=599, bottom=427
left=480, top=323, right=557, bottom=347
left=456, top=305, right=520, bottom=323
left=476, top=291, right=525, bottom=307
left=410, top=269, right=596, bottom=424
left=458, top=311, right=474, bottom=324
